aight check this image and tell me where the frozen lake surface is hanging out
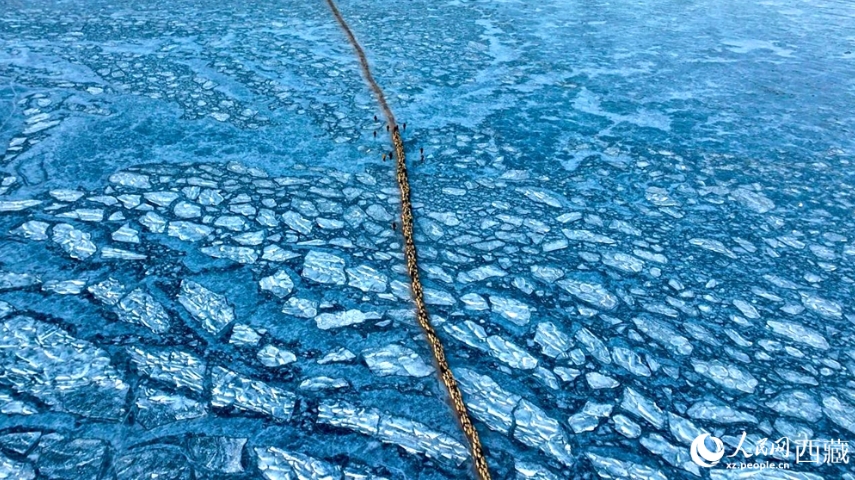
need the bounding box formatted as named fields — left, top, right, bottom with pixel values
left=1, top=0, right=854, bottom=478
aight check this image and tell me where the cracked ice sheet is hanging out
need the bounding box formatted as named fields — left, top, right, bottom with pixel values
left=2, top=149, right=854, bottom=480
left=178, top=280, right=235, bottom=335
left=317, top=400, right=469, bottom=466
left=0, top=316, right=129, bottom=421
left=2, top=0, right=855, bottom=477
left=211, top=367, right=295, bottom=420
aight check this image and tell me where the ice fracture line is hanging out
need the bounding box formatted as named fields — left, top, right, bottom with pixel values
left=323, top=0, right=493, bottom=478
